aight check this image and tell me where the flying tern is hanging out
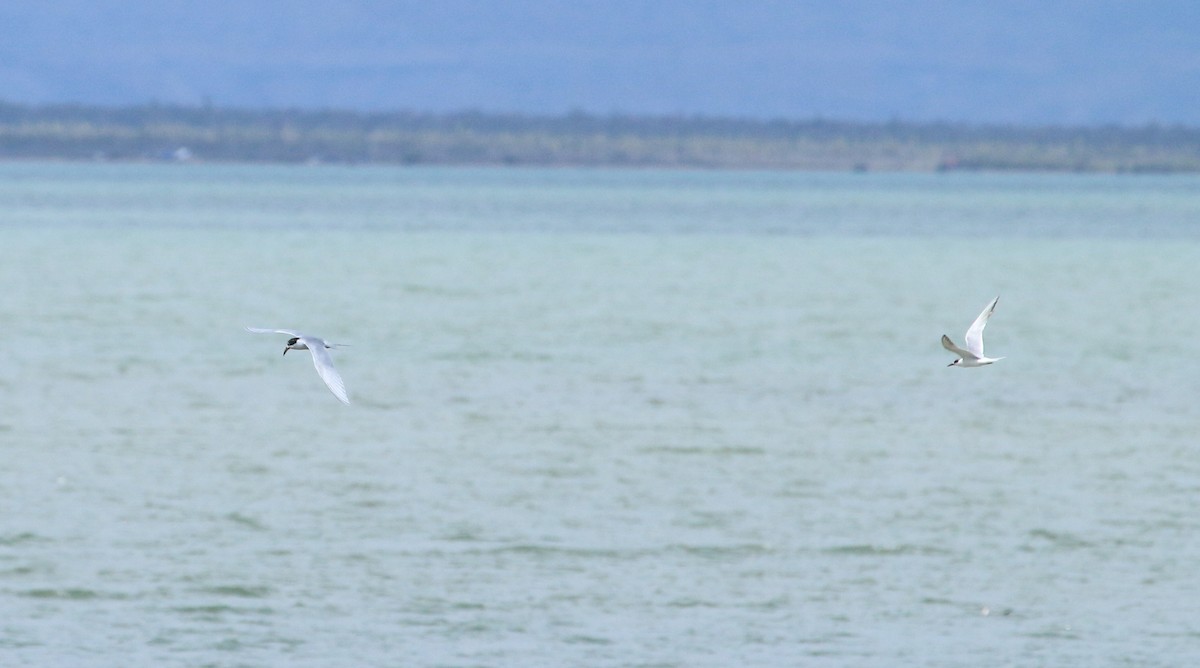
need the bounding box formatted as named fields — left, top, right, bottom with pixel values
left=941, top=296, right=1004, bottom=368
left=246, top=327, right=351, bottom=403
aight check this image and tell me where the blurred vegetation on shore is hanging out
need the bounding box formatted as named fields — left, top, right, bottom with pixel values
left=1, top=102, right=1198, bottom=172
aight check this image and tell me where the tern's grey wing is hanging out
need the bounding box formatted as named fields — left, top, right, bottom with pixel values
left=942, top=334, right=977, bottom=360
left=963, top=296, right=999, bottom=357
left=303, top=338, right=350, bottom=404
left=246, top=327, right=307, bottom=337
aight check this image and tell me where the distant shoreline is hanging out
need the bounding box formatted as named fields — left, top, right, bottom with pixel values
left=2, top=102, right=1198, bottom=173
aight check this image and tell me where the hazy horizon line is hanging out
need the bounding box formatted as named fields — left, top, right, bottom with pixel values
left=4, top=99, right=1198, bottom=134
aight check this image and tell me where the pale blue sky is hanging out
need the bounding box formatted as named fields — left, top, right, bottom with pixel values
left=1, top=1, right=1197, bottom=124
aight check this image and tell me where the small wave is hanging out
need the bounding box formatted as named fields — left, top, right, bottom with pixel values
left=198, top=585, right=272, bottom=598
left=408, top=542, right=772, bottom=561
left=519, top=465, right=594, bottom=478
left=667, top=543, right=772, bottom=559
left=1026, top=528, right=1094, bottom=549
left=0, top=532, right=46, bottom=546
left=441, top=525, right=486, bottom=542
left=1025, top=624, right=1080, bottom=640
left=920, top=597, right=1016, bottom=618
left=488, top=544, right=631, bottom=559
left=822, top=544, right=950, bottom=556
left=564, top=635, right=613, bottom=645
left=224, top=512, right=268, bottom=531
left=19, top=588, right=127, bottom=601
left=639, top=445, right=765, bottom=456
left=667, top=597, right=719, bottom=609
left=174, top=604, right=275, bottom=617
left=406, top=597, right=486, bottom=615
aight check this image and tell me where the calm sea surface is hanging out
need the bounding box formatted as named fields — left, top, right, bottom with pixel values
left=2, top=164, right=1199, bottom=667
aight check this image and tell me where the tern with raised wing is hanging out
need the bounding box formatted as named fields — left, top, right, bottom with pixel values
left=246, top=327, right=350, bottom=403
left=941, top=296, right=1004, bottom=368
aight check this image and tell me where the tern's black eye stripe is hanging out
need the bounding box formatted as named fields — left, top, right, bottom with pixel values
left=287, top=338, right=298, bottom=345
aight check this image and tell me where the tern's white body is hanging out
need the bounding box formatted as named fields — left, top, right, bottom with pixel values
left=246, top=327, right=350, bottom=404
left=942, top=296, right=1004, bottom=368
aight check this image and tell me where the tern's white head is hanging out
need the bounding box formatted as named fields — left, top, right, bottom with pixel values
left=283, top=336, right=309, bottom=355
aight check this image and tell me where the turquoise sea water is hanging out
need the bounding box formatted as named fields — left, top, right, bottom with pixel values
left=2, top=164, right=1199, bottom=666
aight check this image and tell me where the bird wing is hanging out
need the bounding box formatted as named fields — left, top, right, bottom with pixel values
left=963, top=296, right=999, bottom=358
left=246, top=327, right=307, bottom=337
left=302, top=337, right=350, bottom=404
left=942, top=334, right=977, bottom=360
